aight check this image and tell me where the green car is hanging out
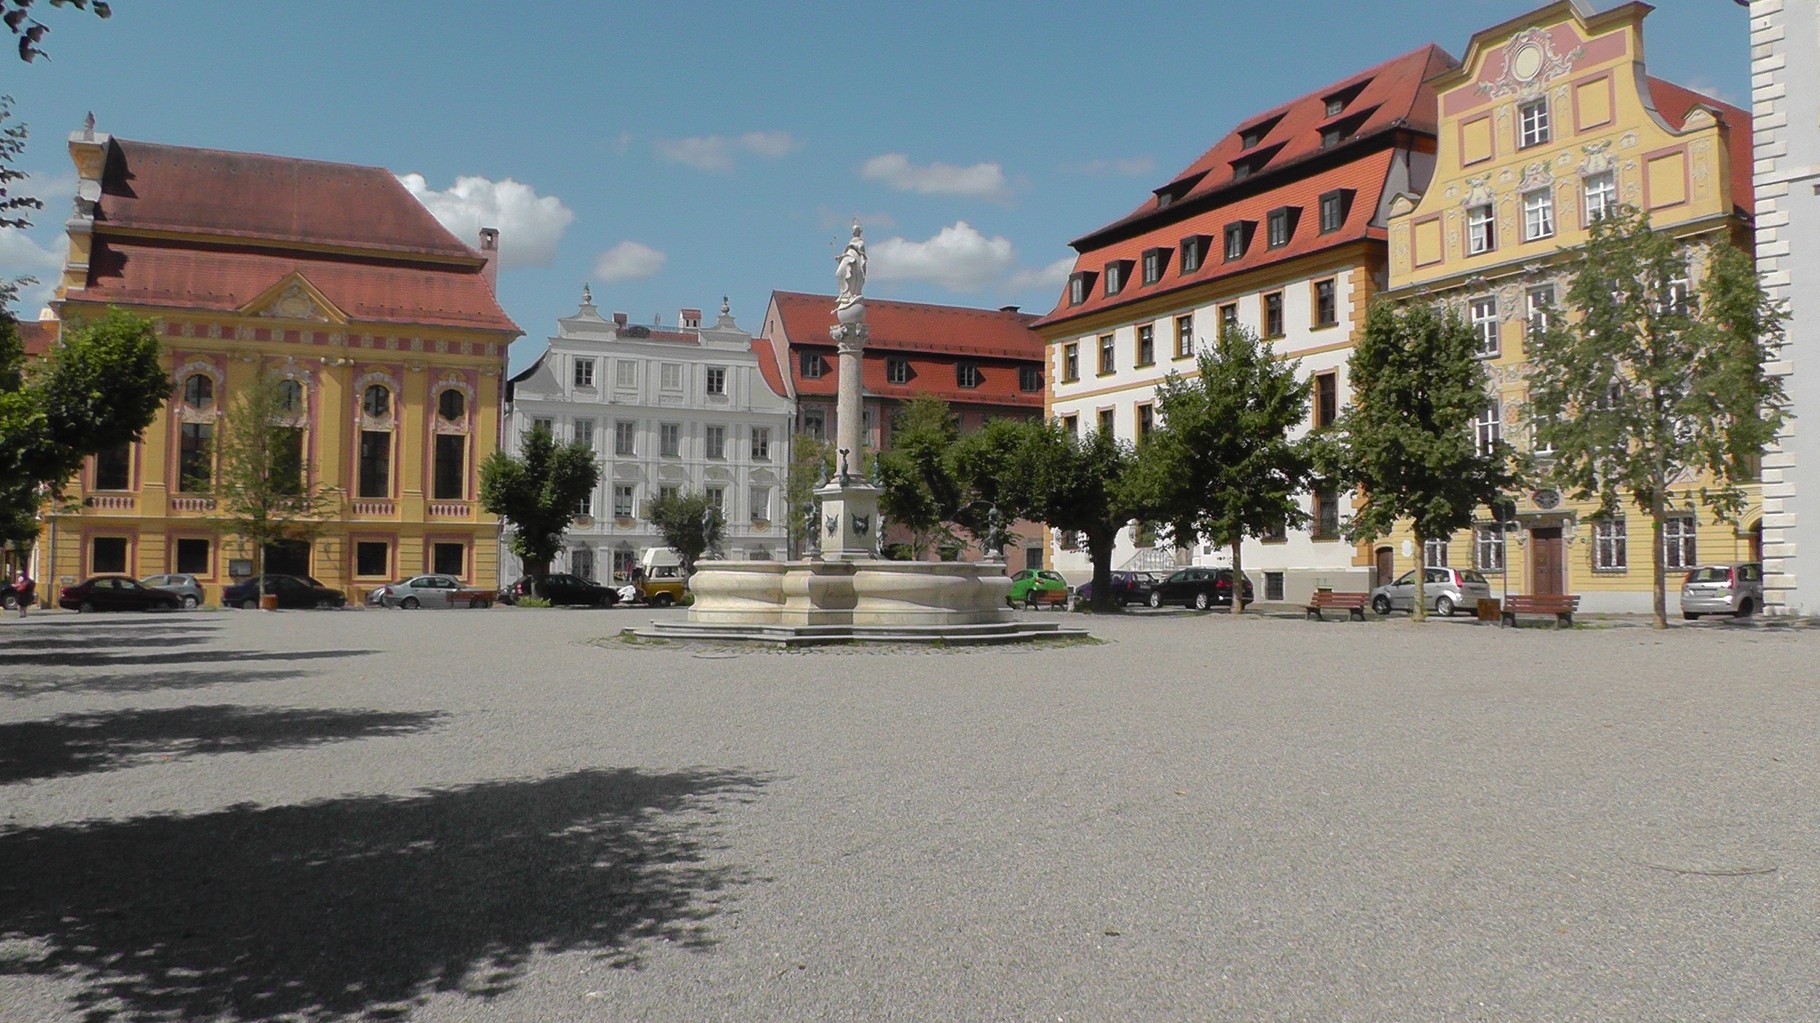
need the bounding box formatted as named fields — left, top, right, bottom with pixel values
left=1006, top=569, right=1069, bottom=608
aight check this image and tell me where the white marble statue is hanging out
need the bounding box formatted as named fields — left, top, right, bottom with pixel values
left=835, top=220, right=867, bottom=310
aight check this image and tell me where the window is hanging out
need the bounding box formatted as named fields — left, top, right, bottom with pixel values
left=1098, top=335, right=1115, bottom=375
left=573, top=358, right=596, bottom=389
left=532, top=417, right=554, bottom=436
left=1263, top=517, right=1287, bottom=542
left=1663, top=514, right=1697, bottom=570
left=615, top=421, right=636, bottom=456
left=432, top=543, right=465, bottom=577
left=1325, top=96, right=1345, bottom=117
left=179, top=422, right=212, bottom=491
left=1061, top=344, right=1078, bottom=382
left=658, top=485, right=679, bottom=505
left=433, top=434, right=465, bottom=500
left=1265, top=572, right=1286, bottom=601
left=1219, top=303, right=1239, bottom=335
left=1059, top=413, right=1078, bottom=437
left=705, top=486, right=725, bottom=517
left=1174, top=314, right=1194, bottom=358
left=358, top=429, right=390, bottom=498
left=616, top=360, right=637, bottom=388
left=362, top=385, right=390, bottom=419
left=1142, top=248, right=1166, bottom=285
left=1531, top=410, right=1557, bottom=457
left=1664, top=276, right=1691, bottom=317
left=1518, top=98, right=1551, bottom=148
left=660, top=363, right=683, bottom=390
left=1471, top=296, right=1500, bottom=358
left=1319, top=191, right=1346, bottom=233
left=1136, top=403, right=1155, bottom=444
left=94, top=442, right=131, bottom=490
left=175, top=538, right=210, bottom=575
left=1180, top=235, right=1207, bottom=273
left=1468, top=204, right=1495, bottom=255
left=1104, top=261, right=1126, bottom=296
left=614, top=484, right=636, bottom=518
left=276, top=379, right=303, bottom=414
left=1263, top=292, right=1284, bottom=338
left=1019, top=365, right=1043, bottom=392
left=705, top=367, right=726, bottom=395
left=1476, top=401, right=1502, bottom=456
left=274, top=428, right=305, bottom=495
left=705, top=425, right=727, bottom=459
left=1136, top=324, right=1155, bottom=365
left=957, top=363, right=981, bottom=389
left=1522, top=189, right=1555, bottom=241
left=1320, top=125, right=1347, bottom=149
left=91, top=536, right=128, bottom=574
left=1584, top=172, right=1617, bottom=224
left=1526, top=286, right=1555, bottom=341
left=659, top=423, right=680, bottom=458
left=183, top=373, right=214, bottom=410
left=1314, top=278, right=1337, bottom=327
left=567, top=419, right=595, bottom=450
left=1098, top=408, right=1115, bottom=436
left=801, top=351, right=827, bottom=379
left=1475, top=526, right=1505, bottom=572
left=1313, top=372, right=1337, bottom=428
left=1224, top=222, right=1250, bottom=261
left=574, top=488, right=594, bottom=518
left=749, top=485, right=771, bottom=521
left=613, top=548, right=636, bottom=581
left=437, top=389, right=465, bottom=424
left=1594, top=518, right=1627, bottom=571
left=802, top=408, right=826, bottom=438
left=1312, top=484, right=1340, bottom=539
left=1424, top=535, right=1450, bottom=568
left=571, top=547, right=596, bottom=581
left=1266, top=207, right=1296, bottom=248
left=1068, top=273, right=1091, bottom=305
left=355, top=541, right=389, bottom=578
left=887, top=357, right=911, bottom=385
left=751, top=427, right=772, bottom=461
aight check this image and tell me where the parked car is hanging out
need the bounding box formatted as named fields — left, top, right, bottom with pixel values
left=1072, top=570, right=1161, bottom=607
left=221, top=574, right=348, bottom=610
left=499, top=574, right=621, bottom=607
left=59, top=575, right=183, bottom=613
left=140, top=573, right=205, bottom=609
left=1680, top=562, right=1763, bottom=619
left=632, top=564, right=688, bottom=607
left=1148, top=567, right=1254, bottom=610
left=1006, top=569, right=1069, bottom=607
left=1368, top=566, right=1492, bottom=617
left=368, top=574, right=494, bottom=609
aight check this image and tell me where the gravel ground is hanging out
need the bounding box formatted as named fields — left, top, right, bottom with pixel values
left=1, top=604, right=1816, bottom=1022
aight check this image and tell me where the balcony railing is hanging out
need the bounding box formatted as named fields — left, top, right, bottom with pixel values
left=170, top=496, right=217, bottom=513
left=427, top=501, right=473, bottom=519
left=351, top=500, right=397, bottom=518
left=83, top=494, right=137, bottom=512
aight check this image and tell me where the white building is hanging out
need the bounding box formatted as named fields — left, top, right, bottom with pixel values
left=1755, top=0, right=1819, bottom=614
left=502, top=291, right=795, bottom=582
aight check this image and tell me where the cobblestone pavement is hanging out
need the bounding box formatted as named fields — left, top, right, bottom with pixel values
left=2, top=605, right=1816, bottom=1022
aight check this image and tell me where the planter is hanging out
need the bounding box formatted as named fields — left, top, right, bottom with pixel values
left=259, top=593, right=279, bottom=611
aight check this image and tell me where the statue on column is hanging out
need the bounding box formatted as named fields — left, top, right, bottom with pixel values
left=835, top=220, right=867, bottom=310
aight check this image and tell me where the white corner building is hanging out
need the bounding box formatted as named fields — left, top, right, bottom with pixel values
left=502, top=291, right=796, bottom=583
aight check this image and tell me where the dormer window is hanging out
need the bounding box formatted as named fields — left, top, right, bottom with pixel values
left=1238, top=114, right=1283, bottom=150
left=1224, top=221, right=1254, bottom=261
left=1104, top=260, right=1134, bottom=297
left=1153, top=172, right=1205, bottom=210
left=1180, top=234, right=1210, bottom=274
left=1266, top=207, right=1299, bottom=249
left=1230, top=144, right=1283, bottom=182
left=1068, top=271, right=1097, bottom=306
left=1318, top=189, right=1355, bottom=233
left=1141, top=247, right=1169, bottom=285
left=1319, top=108, right=1376, bottom=150
left=1325, top=97, right=1345, bottom=118
left=1320, top=80, right=1369, bottom=119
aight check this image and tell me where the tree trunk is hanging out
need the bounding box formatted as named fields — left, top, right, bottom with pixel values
left=1229, top=537, right=1244, bottom=616
left=1412, top=531, right=1427, bottom=622
left=1089, top=531, right=1114, bottom=612
left=1650, top=492, right=1668, bottom=630
left=530, top=560, right=551, bottom=599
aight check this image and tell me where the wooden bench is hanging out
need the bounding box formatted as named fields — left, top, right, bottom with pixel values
left=1026, top=587, right=1070, bottom=610
left=1305, top=590, right=1370, bottom=621
left=1500, top=593, right=1580, bottom=628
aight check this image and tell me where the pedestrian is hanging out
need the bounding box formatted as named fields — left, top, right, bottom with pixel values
left=12, top=571, right=33, bottom=618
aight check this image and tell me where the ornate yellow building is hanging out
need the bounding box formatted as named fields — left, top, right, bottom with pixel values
left=1382, top=0, right=1756, bottom=612
left=40, top=126, right=521, bottom=605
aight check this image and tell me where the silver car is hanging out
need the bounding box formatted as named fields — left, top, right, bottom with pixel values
left=1680, top=562, right=1762, bottom=619
left=367, top=574, right=468, bottom=609
left=1369, top=566, right=1493, bottom=617
left=140, top=573, right=205, bottom=609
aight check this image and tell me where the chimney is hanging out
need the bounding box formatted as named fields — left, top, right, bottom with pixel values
left=477, top=227, right=500, bottom=292
left=612, top=311, right=628, bottom=328
left=681, top=308, right=702, bottom=329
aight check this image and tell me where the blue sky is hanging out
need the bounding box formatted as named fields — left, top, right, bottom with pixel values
left=1, top=1, right=1752, bottom=373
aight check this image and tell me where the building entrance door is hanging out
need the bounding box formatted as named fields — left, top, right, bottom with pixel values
left=1375, top=546, right=1394, bottom=588
left=1530, top=527, right=1564, bottom=595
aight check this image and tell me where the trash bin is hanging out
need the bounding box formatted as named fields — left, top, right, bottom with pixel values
left=1476, top=598, right=1501, bottom=623
left=260, top=593, right=279, bottom=611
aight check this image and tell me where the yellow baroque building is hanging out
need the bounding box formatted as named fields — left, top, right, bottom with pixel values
left=39, top=126, right=521, bottom=606
left=1382, top=0, right=1757, bottom=613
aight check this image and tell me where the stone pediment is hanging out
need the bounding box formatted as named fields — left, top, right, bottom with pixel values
left=241, top=273, right=346, bottom=323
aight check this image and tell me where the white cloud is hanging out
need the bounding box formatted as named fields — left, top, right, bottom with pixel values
left=0, top=228, right=65, bottom=315
left=656, top=131, right=798, bottom=172
left=870, top=221, right=1016, bottom=292
left=1682, top=77, right=1742, bottom=108
left=1006, top=257, right=1075, bottom=293
left=593, top=241, right=666, bottom=282
left=861, top=154, right=1011, bottom=201
left=397, top=173, right=574, bottom=269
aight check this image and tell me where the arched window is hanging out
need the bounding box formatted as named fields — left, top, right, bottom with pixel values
left=362, top=385, right=391, bottom=419
left=182, top=374, right=213, bottom=410
left=437, top=388, right=465, bottom=423
left=277, top=379, right=303, bottom=413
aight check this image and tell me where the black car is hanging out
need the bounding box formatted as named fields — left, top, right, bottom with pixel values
left=58, top=575, right=183, bottom=613
left=499, top=574, right=620, bottom=607
left=1148, top=567, right=1254, bottom=610
left=221, top=574, right=347, bottom=609
left=1073, top=570, right=1161, bottom=607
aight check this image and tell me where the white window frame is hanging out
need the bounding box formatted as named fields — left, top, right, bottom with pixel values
left=573, top=358, right=596, bottom=389
left=1136, top=324, right=1155, bottom=365
left=1063, top=343, right=1079, bottom=382
left=1594, top=518, right=1627, bottom=571
left=1468, top=204, right=1495, bottom=255
left=1142, top=249, right=1164, bottom=284
left=1475, top=525, right=1505, bottom=572
left=1526, top=286, right=1554, bottom=341
left=1098, top=335, right=1115, bottom=375
left=1663, top=514, right=1697, bottom=570
left=660, top=363, right=683, bottom=390
left=1584, top=172, right=1616, bottom=225
left=613, top=483, right=636, bottom=518
left=659, top=422, right=681, bottom=458
left=705, top=424, right=727, bottom=460
left=1424, top=535, right=1450, bottom=568
left=1471, top=296, right=1500, bottom=358
left=1522, top=188, right=1554, bottom=241
left=1175, top=315, right=1193, bottom=358
left=1518, top=98, right=1551, bottom=148
left=615, top=360, right=637, bottom=388
left=749, top=485, right=771, bottom=521
left=751, top=427, right=771, bottom=462
left=1476, top=401, right=1502, bottom=456
left=614, top=420, right=636, bottom=457
left=705, top=366, right=727, bottom=395
left=572, top=418, right=595, bottom=450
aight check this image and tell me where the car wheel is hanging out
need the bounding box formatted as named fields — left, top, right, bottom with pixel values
left=1371, top=594, right=1391, bottom=616
left=1, top=593, right=16, bottom=610
left=241, top=598, right=258, bottom=610
left=78, top=600, right=95, bottom=613
left=181, top=595, right=199, bottom=609
left=400, top=597, right=420, bottom=610
left=652, top=593, right=674, bottom=608
left=1735, top=598, right=1755, bottom=618
left=1193, top=591, right=1211, bottom=610
left=1148, top=591, right=1162, bottom=609
left=1683, top=612, right=1700, bottom=621
left=1435, top=595, right=1456, bottom=617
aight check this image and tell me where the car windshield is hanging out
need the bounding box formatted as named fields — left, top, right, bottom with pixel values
left=1461, top=571, right=1489, bottom=584
left=1686, top=567, right=1732, bottom=583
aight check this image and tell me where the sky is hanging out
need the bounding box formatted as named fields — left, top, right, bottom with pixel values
left=0, top=1, right=1753, bottom=375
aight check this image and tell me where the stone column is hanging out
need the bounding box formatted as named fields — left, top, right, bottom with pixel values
left=836, top=326, right=865, bottom=462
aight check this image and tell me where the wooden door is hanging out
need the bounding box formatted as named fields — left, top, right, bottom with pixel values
left=1531, top=527, right=1564, bottom=595
left=1375, top=547, right=1394, bottom=589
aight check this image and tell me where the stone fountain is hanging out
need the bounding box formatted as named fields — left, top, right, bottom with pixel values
left=641, top=222, right=1079, bottom=646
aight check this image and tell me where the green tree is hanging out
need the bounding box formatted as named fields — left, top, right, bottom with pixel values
left=1, top=95, right=39, bottom=229
left=1526, top=207, right=1784, bottom=628
left=949, top=415, right=1038, bottom=556
left=1134, top=324, right=1313, bottom=615
left=5, top=0, right=110, bottom=62
left=1015, top=420, right=1140, bottom=612
left=1326, top=300, right=1515, bottom=620
left=214, top=372, right=339, bottom=583
left=479, top=425, right=599, bottom=594
left=783, top=431, right=831, bottom=559
left=647, top=489, right=724, bottom=578
left=876, top=396, right=964, bottom=559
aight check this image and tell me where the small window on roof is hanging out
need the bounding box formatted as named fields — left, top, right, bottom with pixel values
left=1319, top=189, right=1354, bottom=233
left=1239, top=114, right=1283, bottom=150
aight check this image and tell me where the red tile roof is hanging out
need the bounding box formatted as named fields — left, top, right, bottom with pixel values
left=1645, top=76, right=1755, bottom=216
left=768, top=291, right=1044, bottom=360
left=99, top=139, right=478, bottom=260
left=748, top=336, right=791, bottom=399
left=79, top=238, right=520, bottom=333
left=16, top=319, right=56, bottom=357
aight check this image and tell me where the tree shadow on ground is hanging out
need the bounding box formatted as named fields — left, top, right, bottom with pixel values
left=0, top=705, right=448, bottom=784
left=1, top=666, right=316, bottom=699
left=5, top=630, right=219, bottom=652
left=0, top=648, right=377, bottom=669
left=0, top=767, right=767, bottom=1022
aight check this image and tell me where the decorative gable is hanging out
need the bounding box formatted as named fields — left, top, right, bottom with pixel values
left=241, top=273, right=346, bottom=323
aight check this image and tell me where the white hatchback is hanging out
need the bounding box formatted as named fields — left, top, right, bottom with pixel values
left=1680, top=563, right=1762, bottom=619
